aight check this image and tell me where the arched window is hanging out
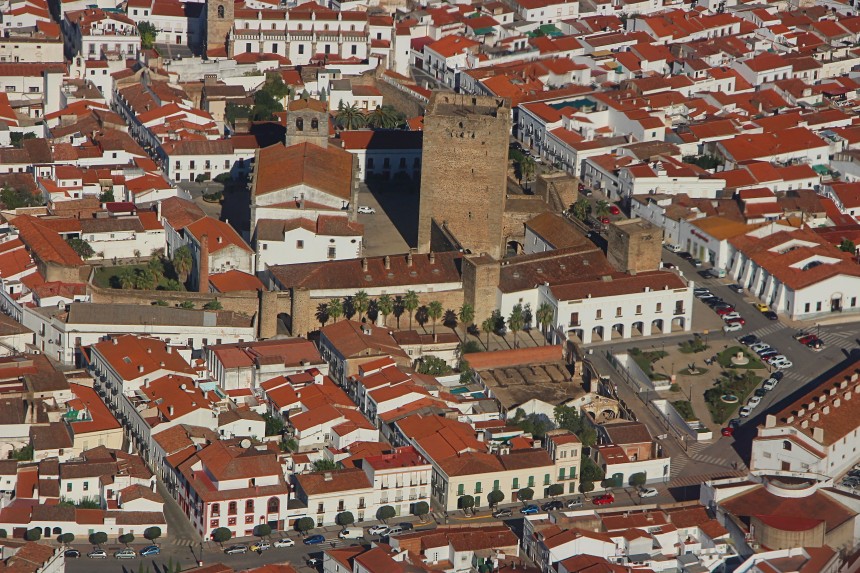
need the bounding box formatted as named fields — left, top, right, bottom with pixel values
left=311, top=118, right=318, bottom=130
left=217, top=5, right=225, bottom=18
left=52, top=527, right=62, bottom=535
left=246, top=499, right=254, bottom=513
left=267, top=497, right=280, bottom=513
left=228, top=501, right=237, bottom=515
left=296, top=118, right=304, bottom=131
left=783, top=440, right=792, bottom=451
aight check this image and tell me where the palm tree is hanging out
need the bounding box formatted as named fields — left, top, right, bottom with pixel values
left=134, top=268, right=157, bottom=290
left=377, top=294, right=393, bottom=327
left=147, top=256, right=164, bottom=283
left=404, top=290, right=419, bottom=330
left=536, top=303, right=554, bottom=345
left=118, top=268, right=135, bottom=290
left=595, top=200, right=611, bottom=218
left=481, top=316, right=495, bottom=350
left=458, top=302, right=475, bottom=340
left=172, top=246, right=192, bottom=284
left=336, top=102, right=367, bottom=130
left=427, top=301, right=443, bottom=335
left=520, top=156, right=536, bottom=191
left=353, top=290, right=370, bottom=322
left=508, top=304, right=525, bottom=349
left=571, top=198, right=591, bottom=221
left=367, top=105, right=400, bottom=129
left=328, top=298, right=343, bottom=323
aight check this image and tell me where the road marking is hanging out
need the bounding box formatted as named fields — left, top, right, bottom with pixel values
left=751, top=323, right=785, bottom=338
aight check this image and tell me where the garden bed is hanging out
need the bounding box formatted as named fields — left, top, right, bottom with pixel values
left=93, top=262, right=186, bottom=291
left=629, top=348, right=669, bottom=381
left=704, top=370, right=763, bottom=424
left=716, top=346, right=765, bottom=370
left=672, top=400, right=696, bottom=422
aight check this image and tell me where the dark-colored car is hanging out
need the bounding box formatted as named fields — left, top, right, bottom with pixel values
left=705, top=298, right=726, bottom=308
left=754, top=388, right=767, bottom=398
left=679, top=252, right=692, bottom=260
left=728, top=284, right=744, bottom=293
left=691, top=258, right=703, bottom=267
left=493, top=508, right=513, bottom=518
left=763, top=311, right=779, bottom=320
left=303, top=535, right=326, bottom=545
left=739, top=334, right=759, bottom=346
left=64, top=550, right=81, bottom=559
left=541, top=500, right=563, bottom=511
left=728, top=418, right=741, bottom=428
left=772, top=371, right=784, bottom=381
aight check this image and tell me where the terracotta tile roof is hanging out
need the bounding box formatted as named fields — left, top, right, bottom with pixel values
left=90, top=334, right=195, bottom=381
left=209, top=270, right=266, bottom=292
left=12, top=215, right=83, bottom=267
left=254, top=142, right=354, bottom=200
left=184, top=217, right=253, bottom=253
left=549, top=270, right=687, bottom=302
left=295, top=467, right=372, bottom=495
left=320, top=320, right=407, bottom=360
left=721, top=484, right=855, bottom=534
left=140, top=374, right=216, bottom=421
left=191, top=439, right=284, bottom=482
left=159, top=197, right=205, bottom=231
left=66, top=383, right=121, bottom=434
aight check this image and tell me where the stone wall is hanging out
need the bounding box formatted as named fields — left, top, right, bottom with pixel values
left=418, top=93, right=511, bottom=259
left=88, top=283, right=260, bottom=320
left=462, top=255, right=500, bottom=326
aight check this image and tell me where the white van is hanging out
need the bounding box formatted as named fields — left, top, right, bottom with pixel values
left=665, top=244, right=683, bottom=253
left=339, top=528, right=364, bottom=540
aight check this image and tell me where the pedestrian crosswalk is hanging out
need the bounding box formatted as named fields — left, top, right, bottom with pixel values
left=170, top=538, right=196, bottom=547
left=751, top=323, right=785, bottom=338
left=669, top=469, right=746, bottom=488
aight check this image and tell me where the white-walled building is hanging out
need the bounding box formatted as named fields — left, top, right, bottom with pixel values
left=335, top=130, right=422, bottom=182
left=293, top=467, right=376, bottom=526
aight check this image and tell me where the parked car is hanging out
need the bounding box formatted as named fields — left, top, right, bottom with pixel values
left=765, top=354, right=787, bottom=365
left=665, top=244, right=683, bottom=253
left=520, top=504, right=540, bottom=515
left=662, top=262, right=676, bottom=269
left=759, top=350, right=780, bottom=359
left=754, top=303, right=770, bottom=312
left=64, top=550, right=81, bottom=559
left=600, top=216, right=610, bottom=224
left=114, top=549, right=136, bottom=560
left=609, top=205, right=621, bottom=215
left=763, top=311, right=779, bottom=321
left=274, top=538, right=295, bottom=548
left=679, top=252, right=693, bottom=260
left=592, top=493, right=615, bottom=506
left=747, top=395, right=762, bottom=409
left=739, top=334, right=759, bottom=346
left=725, top=317, right=746, bottom=326
left=87, top=549, right=107, bottom=559
left=772, top=371, right=785, bottom=381
left=722, top=312, right=742, bottom=322
left=566, top=497, right=584, bottom=508
left=772, top=359, right=793, bottom=370
left=249, top=542, right=270, bottom=552
left=723, top=322, right=743, bottom=333
left=691, top=258, right=703, bottom=267
left=763, top=377, right=779, bottom=391
left=367, top=525, right=389, bottom=536
left=339, top=528, right=364, bottom=540
left=357, top=206, right=376, bottom=214
left=729, top=418, right=741, bottom=428
left=639, top=488, right=658, bottom=498
left=541, top=500, right=563, bottom=511
left=750, top=343, right=771, bottom=354
left=739, top=406, right=752, bottom=417
left=224, top=545, right=247, bottom=555
left=303, top=535, right=326, bottom=545
left=704, top=298, right=726, bottom=308
left=693, top=288, right=711, bottom=297
left=715, top=306, right=736, bottom=315
left=721, top=426, right=735, bottom=437
left=808, top=340, right=825, bottom=351
left=728, top=284, right=744, bottom=293
left=492, top=508, right=513, bottom=518
left=754, top=388, right=767, bottom=398
left=140, top=546, right=160, bottom=557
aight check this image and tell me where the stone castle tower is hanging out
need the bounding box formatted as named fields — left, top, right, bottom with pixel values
left=606, top=218, right=663, bottom=274
left=205, top=0, right=234, bottom=58
left=284, top=98, right=330, bottom=148
left=418, top=93, right=511, bottom=259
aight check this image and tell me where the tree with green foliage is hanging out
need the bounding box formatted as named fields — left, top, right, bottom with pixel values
left=404, top=290, right=419, bottom=329
left=89, top=532, right=107, bottom=546
left=377, top=505, right=396, bottom=522
left=262, top=413, right=284, bottom=436
left=535, top=303, right=554, bottom=345
left=553, top=405, right=596, bottom=447
left=487, top=489, right=505, bottom=507
left=629, top=472, right=647, bottom=488
left=9, top=445, right=33, bottom=461
left=253, top=524, right=272, bottom=539
left=204, top=300, right=223, bottom=310
left=312, top=459, right=339, bottom=472
left=250, top=89, right=284, bottom=121
left=579, top=481, right=595, bottom=494
left=519, top=156, right=536, bottom=191
left=98, top=189, right=115, bottom=203
left=571, top=198, right=592, bottom=221
left=377, top=294, right=393, bottom=327
left=481, top=316, right=495, bottom=349
left=143, top=527, right=161, bottom=544
left=458, top=495, right=475, bottom=511
left=328, top=298, right=343, bottom=323
left=154, top=299, right=169, bottom=307
left=0, top=186, right=40, bottom=209
left=58, top=532, right=75, bottom=545
left=10, top=132, right=36, bottom=149
left=581, top=456, right=604, bottom=485
left=595, top=200, right=611, bottom=218
left=517, top=488, right=534, bottom=502
left=353, top=290, right=370, bottom=322
left=138, top=22, right=157, bottom=49
left=336, top=102, right=367, bottom=130
left=366, top=105, right=402, bottom=129
left=508, top=304, right=525, bottom=349
left=148, top=257, right=164, bottom=282
left=840, top=239, right=856, bottom=253
left=458, top=302, right=475, bottom=339
left=119, top=533, right=134, bottom=546
left=417, top=355, right=453, bottom=376
left=295, top=517, right=315, bottom=535
left=161, top=280, right=182, bottom=291
left=547, top=483, right=564, bottom=497
left=458, top=361, right=473, bottom=384
left=427, top=300, right=443, bottom=335
left=335, top=511, right=355, bottom=528
left=212, top=527, right=232, bottom=546
left=413, top=501, right=429, bottom=520
left=133, top=268, right=157, bottom=290
left=172, top=245, right=192, bottom=283
left=179, top=300, right=195, bottom=309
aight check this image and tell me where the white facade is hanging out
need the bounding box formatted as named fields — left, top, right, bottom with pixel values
left=257, top=225, right=362, bottom=268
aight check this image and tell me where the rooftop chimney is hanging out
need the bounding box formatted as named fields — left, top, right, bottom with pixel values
left=384, top=255, right=390, bottom=270
left=199, top=234, right=210, bottom=293
left=429, top=251, right=435, bottom=264
left=168, top=405, right=174, bottom=416
left=159, top=361, right=165, bottom=367
left=406, top=252, right=413, bottom=267
left=323, top=472, right=333, bottom=481
left=113, top=338, right=118, bottom=345
left=138, top=365, right=144, bottom=373
left=361, top=258, right=368, bottom=272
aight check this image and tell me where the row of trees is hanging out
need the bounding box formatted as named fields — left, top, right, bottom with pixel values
left=335, top=101, right=406, bottom=130
left=24, top=527, right=162, bottom=545
left=569, top=198, right=611, bottom=222
left=111, top=247, right=192, bottom=291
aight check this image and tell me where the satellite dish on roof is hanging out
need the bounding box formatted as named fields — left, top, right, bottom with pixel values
left=240, top=438, right=251, bottom=449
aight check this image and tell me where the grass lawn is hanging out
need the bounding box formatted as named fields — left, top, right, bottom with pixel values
left=716, top=346, right=765, bottom=370
left=672, top=400, right=696, bottom=421
left=629, top=348, right=669, bottom=381
left=704, top=370, right=763, bottom=424
left=93, top=263, right=186, bottom=291
left=679, top=337, right=710, bottom=354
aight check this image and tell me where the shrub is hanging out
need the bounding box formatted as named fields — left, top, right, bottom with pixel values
left=458, top=495, right=475, bottom=510
left=295, top=517, right=314, bottom=534
left=672, top=400, right=696, bottom=421
left=629, top=472, right=647, bottom=487
left=487, top=490, right=505, bottom=507
left=143, top=527, right=161, bottom=543
left=547, top=483, right=564, bottom=497
left=412, top=501, right=430, bottom=518
left=211, top=527, right=231, bottom=546
left=517, top=488, right=534, bottom=502
left=335, top=512, right=355, bottom=527
left=377, top=505, right=396, bottom=522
